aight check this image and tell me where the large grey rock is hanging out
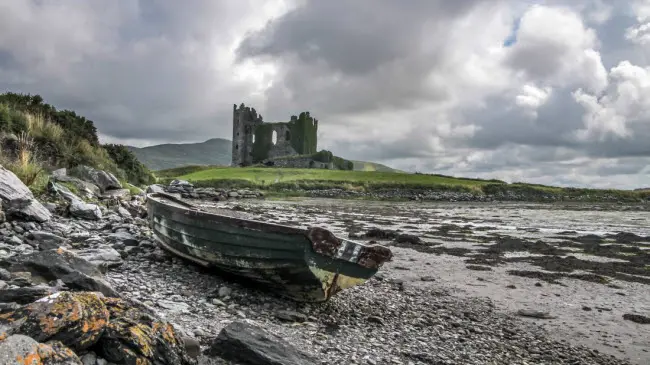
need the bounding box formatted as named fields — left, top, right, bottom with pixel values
left=28, top=230, right=70, bottom=250
left=146, top=184, right=165, bottom=194
left=204, top=320, right=318, bottom=365
left=0, top=165, right=52, bottom=222
left=75, top=247, right=124, bottom=269
left=0, top=335, right=81, bottom=365
left=107, top=231, right=139, bottom=246
left=52, top=167, right=67, bottom=178
left=69, top=200, right=102, bottom=220
left=69, top=165, right=121, bottom=193
left=101, top=188, right=130, bottom=200
left=52, top=175, right=101, bottom=200
left=4, top=248, right=120, bottom=298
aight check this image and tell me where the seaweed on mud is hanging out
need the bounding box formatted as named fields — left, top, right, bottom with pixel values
left=466, top=265, right=493, bottom=271
left=393, top=244, right=471, bottom=256
left=506, top=270, right=609, bottom=285
left=475, top=236, right=570, bottom=256
left=464, top=256, right=507, bottom=266
left=506, top=255, right=650, bottom=285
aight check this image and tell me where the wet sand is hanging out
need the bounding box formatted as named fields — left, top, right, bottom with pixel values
left=195, top=198, right=650, bottom=364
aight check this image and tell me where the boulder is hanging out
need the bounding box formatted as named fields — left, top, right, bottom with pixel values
left=69, top=166, right=121, bottom=193
left=28, top=231, right=70, bottom=251
left=146, top=184, right=165, bottom=194
left=74, top=248, right=123, bottom=269
left=0, top=334, right=82, bottom=365
left=3, top=248, right=119, bottom=298
left=68, top=200, right=102, bottom=221
left=51, top=176, right=101, bottom=200
left=48, top=182, right=82, bottom=204
left=0, top=291, right=109, bottom=351
left=96, top=297, right=196, bottom=365
left=101, top=189, right=130, bottom=200
left=0, top=165, right=52, bottom=222
left=0, top=285, right=56, bottom=305
left=204, top=320, right=317, bottom=365
left=52, top=168, right=67, bottom=179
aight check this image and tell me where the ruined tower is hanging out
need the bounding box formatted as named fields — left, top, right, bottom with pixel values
left=231, top=103, right=319, bottom=166
left=231, top=103, right=263, bottom=166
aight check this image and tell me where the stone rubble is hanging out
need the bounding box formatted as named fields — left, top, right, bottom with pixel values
left=0, top=164, right=641, bottom=365
left=165, top=180, right=264, bottom=201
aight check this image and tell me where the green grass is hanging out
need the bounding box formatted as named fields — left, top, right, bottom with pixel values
left=156, top=165, right=650, bottom=203
left=173, top=166, right=491, bottom=189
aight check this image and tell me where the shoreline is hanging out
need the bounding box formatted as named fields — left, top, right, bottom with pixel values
left=163, top=179, right=650, bottom=205
left=192, top=196, right=649, bottom=364
left=1, top=165, right=647, bottom=364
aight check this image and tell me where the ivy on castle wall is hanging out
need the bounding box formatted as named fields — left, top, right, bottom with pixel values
left=250, top=112, right=318, bottom=163
left=288, top=112, right=317, bottom=155
left=251, top=123, right=274, bottom=162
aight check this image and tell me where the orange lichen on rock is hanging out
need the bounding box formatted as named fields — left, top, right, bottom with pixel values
left=37, top=341, right=82, bottom=364
left=1, top=291, right=109, bottom=352
left=97, top=296, right=195, bottom=365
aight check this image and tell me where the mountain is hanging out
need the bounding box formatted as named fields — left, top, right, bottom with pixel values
left=127, top=138, right=232, bottom=171
left=128, top=138, right=403, bottom=173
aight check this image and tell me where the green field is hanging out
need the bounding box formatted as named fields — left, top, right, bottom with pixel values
left=154, top=165, right=650, bottom=203
left=158, top=165, right=504, bottom=190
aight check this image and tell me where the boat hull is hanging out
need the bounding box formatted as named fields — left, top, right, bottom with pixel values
left=146, top=193, right=392, bottom=302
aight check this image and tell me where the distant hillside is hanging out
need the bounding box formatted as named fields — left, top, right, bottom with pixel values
left=351, top=160, right=404, bottom=173
left=127, top=138, right=232, bottom=170
left=128, top=138, right=402, bottom=172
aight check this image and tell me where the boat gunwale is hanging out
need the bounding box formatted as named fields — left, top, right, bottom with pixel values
left=146, top=192, right=374, bottom=248
left=147, top=192, right=393, bottom=270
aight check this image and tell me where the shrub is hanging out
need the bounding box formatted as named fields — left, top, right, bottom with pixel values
left=103, top=144, right=156, bottom=186
left=0, top=132, right=48, bottom=194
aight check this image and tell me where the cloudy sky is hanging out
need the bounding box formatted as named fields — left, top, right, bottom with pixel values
left=1, top=0, right=649, bottom=189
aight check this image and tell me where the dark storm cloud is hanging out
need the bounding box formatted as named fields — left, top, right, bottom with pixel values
left=237, top=0, right=492, bottom=75
left=236, top=0, right=501, bottom=117
left=0, top=0, right=263, bottom=144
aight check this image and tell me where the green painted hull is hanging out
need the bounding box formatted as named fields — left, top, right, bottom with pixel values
left=146, top=193, right=392, bottom=302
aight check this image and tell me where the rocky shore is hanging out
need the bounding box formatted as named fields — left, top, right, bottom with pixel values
left=278, top=187, right=650, bottom=204
left=1, top=165, right=645, bottom=364
left=163, top=178, right=650, bottom=204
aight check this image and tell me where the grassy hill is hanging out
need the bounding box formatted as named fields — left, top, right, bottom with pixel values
left=0, top=92, right=154, bottom=192
left=128, top=138, right=231, bottom=171
left=129, top=138, right=403, bottom=173
left=351, top=160, right=403, bottom=173
left=155, top=165, right=650, bottom=202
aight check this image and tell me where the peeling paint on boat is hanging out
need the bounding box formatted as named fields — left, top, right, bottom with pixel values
left=146, top=192, right=393, bottom=302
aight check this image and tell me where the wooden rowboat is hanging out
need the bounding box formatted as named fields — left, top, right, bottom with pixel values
left=145, top=193, right=392, bottom=302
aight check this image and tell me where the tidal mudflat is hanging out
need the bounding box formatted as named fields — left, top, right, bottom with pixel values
left=195, top=198, right=650, bottom=364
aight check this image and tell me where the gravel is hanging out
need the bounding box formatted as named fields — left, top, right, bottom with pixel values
left=1, top=193, right=643, bottom=365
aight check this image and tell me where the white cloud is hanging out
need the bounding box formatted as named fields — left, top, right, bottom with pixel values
left=505, top=4, right=608, bottom=93
left=574, top=60, right=650, bottom=141
left=516, top=84, right=553, bottom=117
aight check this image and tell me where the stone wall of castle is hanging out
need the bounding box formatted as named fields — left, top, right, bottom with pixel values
left=231, top=103, right=263, bottom=166
left=232, top=103, right=318, bottom=166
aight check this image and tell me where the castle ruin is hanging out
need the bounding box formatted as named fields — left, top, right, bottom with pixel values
left=231, top=103, right=318, bottom=167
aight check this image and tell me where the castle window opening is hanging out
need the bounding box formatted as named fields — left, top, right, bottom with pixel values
left=252, top=134, right=255, bottom=143
left=285, top=130, right=291, bottom=141
left=235, top=144, right=238, bottom=150
left=272, top=130, right=277, bottom=145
